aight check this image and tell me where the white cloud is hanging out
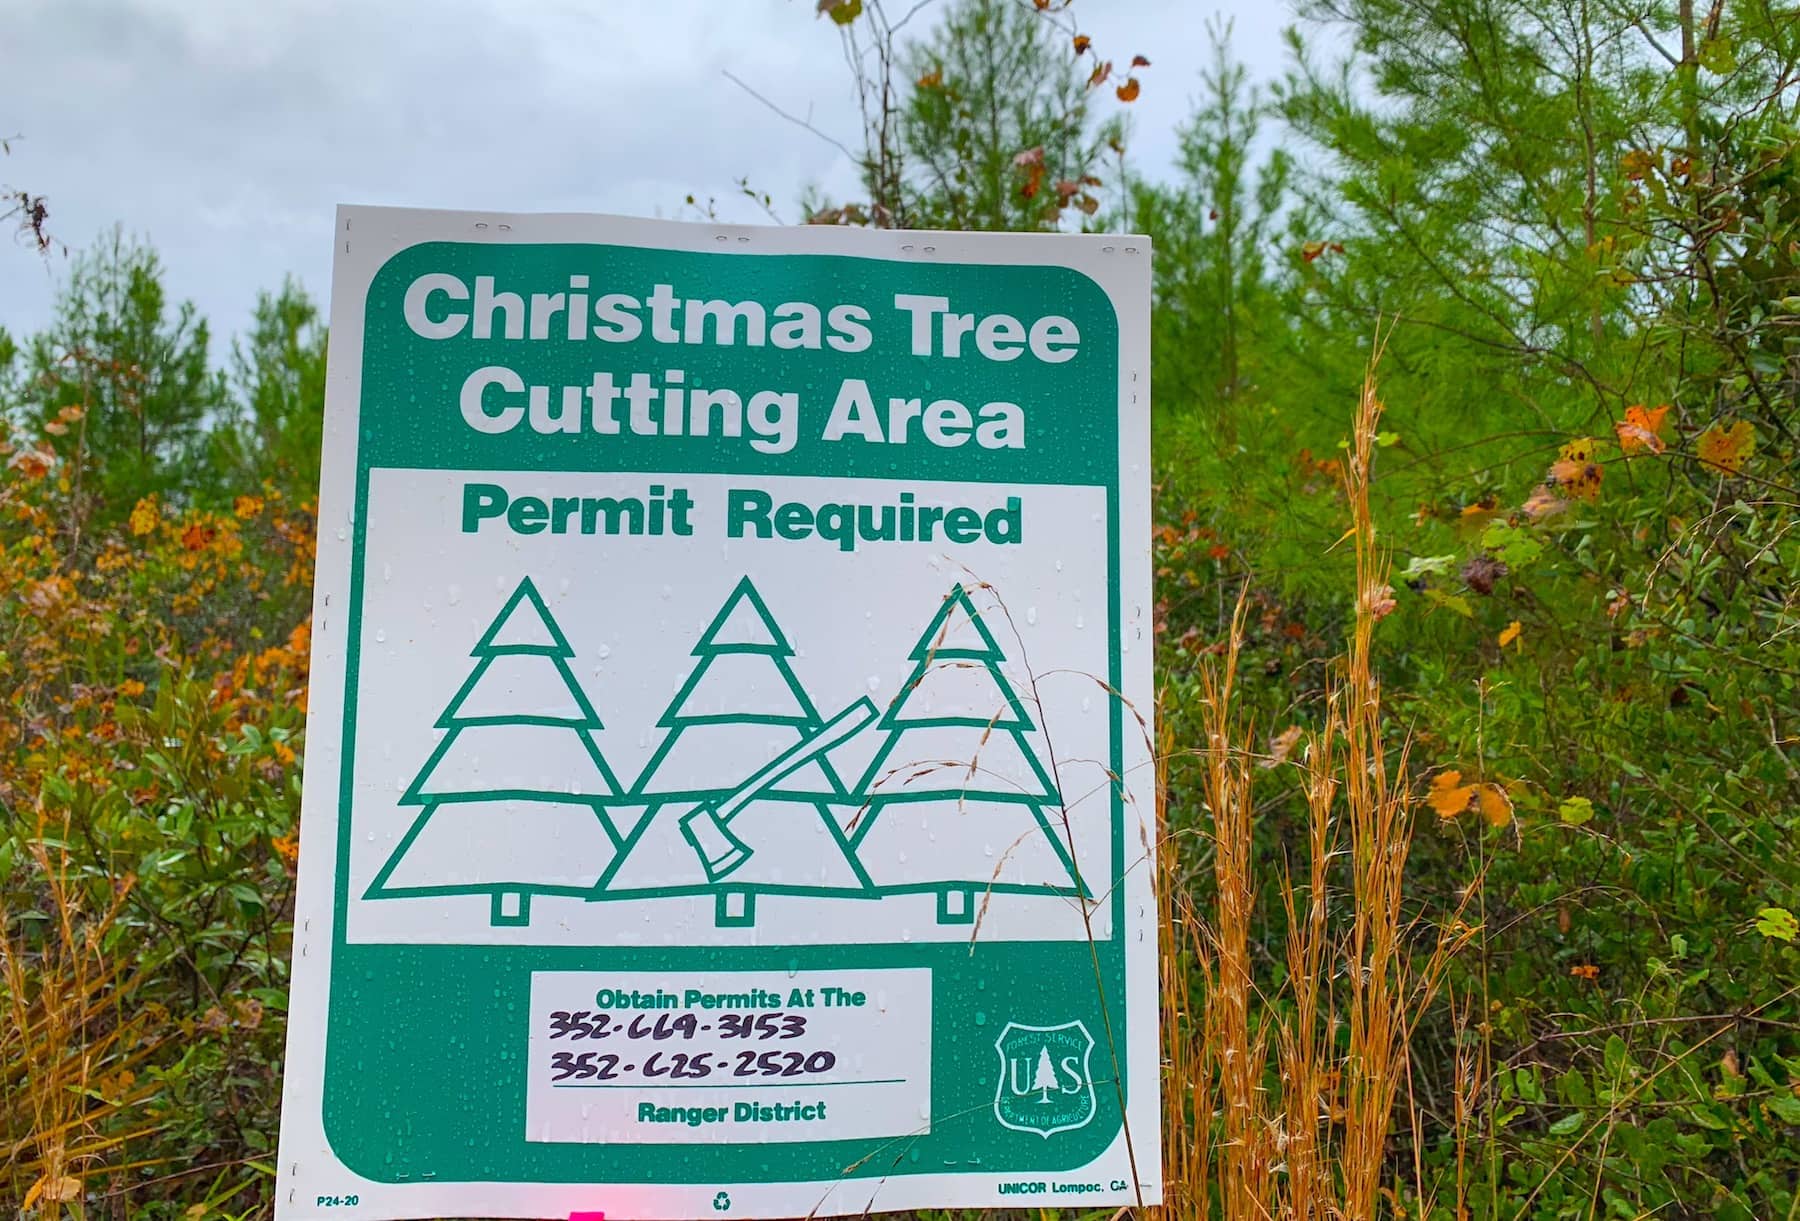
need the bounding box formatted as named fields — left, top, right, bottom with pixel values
left=0, top=0, right=1293, bottom=347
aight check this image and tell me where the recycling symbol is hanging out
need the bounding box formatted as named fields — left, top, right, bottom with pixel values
left=712, top=1192, right=731, bottom=1211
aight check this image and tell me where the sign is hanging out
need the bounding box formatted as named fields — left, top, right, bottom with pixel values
left=277, top=206, right=1156, bottom=1220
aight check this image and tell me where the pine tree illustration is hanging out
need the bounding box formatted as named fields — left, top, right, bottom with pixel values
left=848, top=583, right=1086, bottom=924
left=364, top=577, right=625, bottom=927
left=1033, top=1047, right=1058, bottom=1102
left=593, top=576, right=873, bottom=927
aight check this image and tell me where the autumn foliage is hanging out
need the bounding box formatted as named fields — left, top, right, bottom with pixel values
left=1, top=270, right=317, bottom=1213
left=4, top=0, right=1800, bottom=1217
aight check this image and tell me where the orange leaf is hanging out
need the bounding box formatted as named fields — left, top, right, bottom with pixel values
left=1131, top=54, right=1151, bottom=67
left=1620, top=149, right=1656, bottom=180
left=1498, top=620, right=1522, bottom=649
left=33, top=1176, right=84, bottom=1205
left=1615, top=403, right=1669, bottom=455
left=1521, top=485, right=1567, bottom=521
left=1363, top=581, right=1397, bottom=621
left=1458, top=500, right=1497, bottom=529
left=1088, top=59, right=1112, bottom=87
left=1478, top=783, right=1514, bottom=828
left=272, top=833, right=300, bottom=867
left=1569, top=963, right=1600, bottom=981
left=1559, top=435, right=1599, bottom=463
left=1429, top=770, right=1477, bottom=819
left=1072, top=34, right=1091, bottom=54
left=1696, top=420, right=1755, bottom=474
left=1302, top=240, right=1328, bottom=263
left=129, top=496, right=160, bottom=536
left=8, top=445, right=55, bottom=479
left=1548, top=437, right=1603, bottom=502
left=916, top=69, right=942, bottom=88
left=1115, top=76, right=1141, bottom=102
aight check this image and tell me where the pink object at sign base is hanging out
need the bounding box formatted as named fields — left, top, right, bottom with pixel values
left=568, top=1213, right=605, bottom=1220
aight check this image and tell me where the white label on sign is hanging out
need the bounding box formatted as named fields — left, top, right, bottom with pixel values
left=526, top=969, right=931, bottom=1144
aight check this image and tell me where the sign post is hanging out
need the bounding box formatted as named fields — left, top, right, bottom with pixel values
left=277, top=207, right=1156, bottom=1219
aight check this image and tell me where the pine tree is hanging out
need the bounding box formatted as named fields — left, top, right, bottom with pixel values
left=849, top=583, right=1086, bottom=924
left=894, top=0, right=1122, bottom=232
left=365, top=577, right=625, bottom=927
left=594, top=577, right=873, bottom=927
left=21, top=229, right=224, bottom=523
left=1033, top=1046, right=1058, bottom=1102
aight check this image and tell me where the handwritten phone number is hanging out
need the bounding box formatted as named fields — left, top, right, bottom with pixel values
left=547, top=1010, right=807, bottom=1042
left=548, top=1047, right=839, bottom=1082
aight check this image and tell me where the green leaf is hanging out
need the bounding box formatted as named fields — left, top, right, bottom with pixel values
left=1480, top=520, right=1545, bottom=568
left=1754, top=906, right=1797, bottom=942
left=1669, top=933, right=1688, bottom=959
left=1685, top=1103, right=1731, bottom=1131
left=1548, top=1111, right=1584, bottom=1136
left=1401, top=553, right=1458, bottom=578
left=1558, top=796, right=1595, bottom=826
left=1376, top=431, right=1401, bottom=447
left=1421, top=587, right=1474, bottom=618
left=1558, top=1067, right=1593, bottom=1108
left=1697, top=36, right=1736, bottom=74
left=822, top=0, right=863, bottom=24
left=1604, top=1034, right=1629, bottom=1080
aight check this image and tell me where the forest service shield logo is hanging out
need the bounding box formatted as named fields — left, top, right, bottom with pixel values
left=993, top=1020, right=1097, bottom=1137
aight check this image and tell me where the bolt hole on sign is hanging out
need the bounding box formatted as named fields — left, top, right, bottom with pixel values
left=276, top=207, right=1156, bottom=1220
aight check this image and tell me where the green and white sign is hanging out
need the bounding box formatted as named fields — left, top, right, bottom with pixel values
left=277, top=206, right=1157, bottom=1220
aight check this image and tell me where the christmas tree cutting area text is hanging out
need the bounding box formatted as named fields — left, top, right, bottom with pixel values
left=410, top=273, right=1084, bottom=458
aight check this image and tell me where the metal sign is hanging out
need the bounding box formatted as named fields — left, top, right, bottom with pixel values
left=276, top=206, right=1156, bottom=1219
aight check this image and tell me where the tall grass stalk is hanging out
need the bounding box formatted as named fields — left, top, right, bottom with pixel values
left=1, top=813, right=161, bottom=1217
left=1157, top=365, right=1474, bottom=1220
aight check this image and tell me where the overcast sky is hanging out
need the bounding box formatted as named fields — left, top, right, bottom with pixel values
left=1, top=0, right=1299, bottom=347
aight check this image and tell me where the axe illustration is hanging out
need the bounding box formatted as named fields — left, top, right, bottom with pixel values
left=678, top=696, right=878, bottom=882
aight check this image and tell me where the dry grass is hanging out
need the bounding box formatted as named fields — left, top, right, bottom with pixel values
left=1, top=812, right=163, bottom=1217
left=1155, top=363, right=1478, bottom=1221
